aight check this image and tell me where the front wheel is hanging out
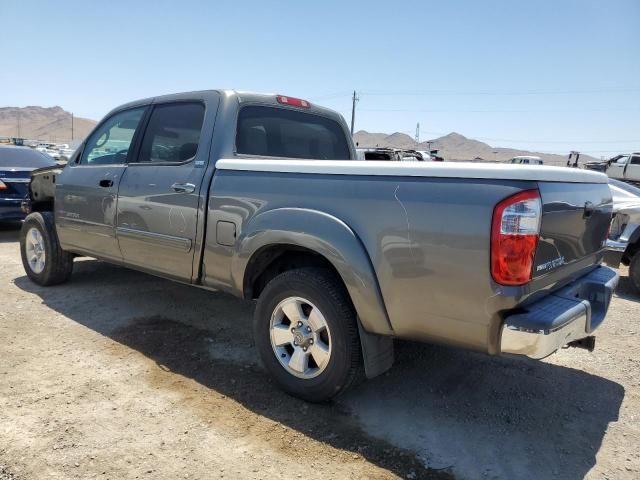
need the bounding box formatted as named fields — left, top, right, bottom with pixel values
left=254, top=267, right=363, bottom=402
left=20, top=212, right=74, bottom=286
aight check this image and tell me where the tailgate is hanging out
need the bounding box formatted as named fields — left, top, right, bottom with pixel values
left=533, top=182, right=612, bottom=278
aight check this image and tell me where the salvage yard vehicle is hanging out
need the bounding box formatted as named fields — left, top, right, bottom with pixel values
left=510, top=155, right=543, bottom=165
left=0, top=145, right=56, bottom=222
left=585, top=153, right=640, bottom=184
left=605, top=153, right=640, bottom=184
left=20, top=90, right=619, bottom=402
left=605, top=178, right=640, bottom=292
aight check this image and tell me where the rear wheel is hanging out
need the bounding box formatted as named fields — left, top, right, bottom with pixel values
left=630, top=251, right=640, bottom=293
left=254, top=267, right=363, bottom=402
left=20, top=212, right=73, bottom=286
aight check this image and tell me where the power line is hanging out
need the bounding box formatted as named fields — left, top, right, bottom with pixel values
left=360, top=87, right=640, bottom=96
left=359, top=107, right=640, bottom=113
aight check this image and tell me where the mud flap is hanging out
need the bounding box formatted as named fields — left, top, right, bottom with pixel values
left=357, top=319, right=394, bottom=379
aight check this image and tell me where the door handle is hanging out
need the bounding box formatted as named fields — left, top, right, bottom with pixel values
left=171, top=182, right=196, bottom=194
left=99, top=179, right=114, bottom=188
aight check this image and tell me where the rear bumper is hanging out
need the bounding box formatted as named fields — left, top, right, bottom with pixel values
left=500, top=266, right=618, bottom=359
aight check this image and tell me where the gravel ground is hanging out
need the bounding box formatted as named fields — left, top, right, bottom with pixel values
left=1, top=223, right=638, bottom=480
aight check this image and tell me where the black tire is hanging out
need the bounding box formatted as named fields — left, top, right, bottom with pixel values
left=20, top=212, right=73, bottom=286
left=630, top=251, right=640, bottom=293
left=254, top=267, right=363, bottom=402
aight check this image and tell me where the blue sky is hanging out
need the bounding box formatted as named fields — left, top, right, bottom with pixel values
left=1, top=0, right=638, bottom=156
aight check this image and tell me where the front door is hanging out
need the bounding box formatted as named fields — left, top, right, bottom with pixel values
left=56, top=107, right=147, bottom=261
left=116, top=100, right=211, bottom=281
left=608, top=156, right=628, bottom=180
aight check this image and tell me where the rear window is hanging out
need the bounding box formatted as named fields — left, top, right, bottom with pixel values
left=236, top=106, right=350, bottom=160
left=0, top=147, right=57, bottom=168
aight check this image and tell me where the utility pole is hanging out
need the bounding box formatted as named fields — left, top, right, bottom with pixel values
left=350, top=90, right=359, bottom=136
left=71, top=113, right=74, bottom=142
left=415, top=122, right=420, bottom=144
left=16, top=110, right=21, bottom=138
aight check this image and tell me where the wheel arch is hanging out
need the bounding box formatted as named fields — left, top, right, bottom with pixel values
left=235, top=208, right=393, bottom=337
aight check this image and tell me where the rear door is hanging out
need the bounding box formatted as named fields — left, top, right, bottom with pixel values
left=116, top=95, right=217, bottom=281
left=625, top=154, right=640, bottom=182
left=56, top=107, right=147, bottom=261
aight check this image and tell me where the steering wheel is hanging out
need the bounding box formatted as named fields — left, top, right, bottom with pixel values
left=95, top=131, right=110, bottom=148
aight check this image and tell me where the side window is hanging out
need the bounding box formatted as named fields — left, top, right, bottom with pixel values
left=136, top=103, right=205, bottom=163
left=630, top=156, right=640, bottom=165
left=616, top=156, right=629, bottom=165
left=80, top=108, right=145, bottom=165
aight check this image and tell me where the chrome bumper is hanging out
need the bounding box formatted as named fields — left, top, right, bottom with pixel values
left=500, top=266, right=619, bottom=359
left=605, top=238, right=627, bottom=253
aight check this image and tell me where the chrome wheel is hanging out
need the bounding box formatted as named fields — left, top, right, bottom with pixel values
left=25, top=227, right=46, bottom=274
left=270, top=296, right=332, bottom=379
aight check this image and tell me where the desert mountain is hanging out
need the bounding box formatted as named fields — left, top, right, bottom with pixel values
left=0, top=106, right=97, bottom=144
left=354, top=130, right=597, bottom=166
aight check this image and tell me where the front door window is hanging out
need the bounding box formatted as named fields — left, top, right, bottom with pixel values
left=81, top=108, right=145, bottom=165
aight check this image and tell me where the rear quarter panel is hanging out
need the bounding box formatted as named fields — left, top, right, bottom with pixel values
left=203, top=170, right=536, bottom=352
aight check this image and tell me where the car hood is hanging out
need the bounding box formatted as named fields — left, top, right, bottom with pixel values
left=612, top=200, right=640, bottom=214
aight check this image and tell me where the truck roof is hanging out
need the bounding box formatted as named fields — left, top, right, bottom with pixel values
left=108, top=89, right=345, bottom=124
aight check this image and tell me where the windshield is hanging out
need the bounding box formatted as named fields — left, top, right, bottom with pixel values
left=0, top=147, right=57, bottom=168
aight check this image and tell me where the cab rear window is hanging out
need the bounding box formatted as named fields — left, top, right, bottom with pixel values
left=236, top=106, right=350, bottom=160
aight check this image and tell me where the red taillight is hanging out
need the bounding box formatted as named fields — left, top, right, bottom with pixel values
left=491, top=189, right=541, bottom=286
left=276, top=95, right=311, bottom=108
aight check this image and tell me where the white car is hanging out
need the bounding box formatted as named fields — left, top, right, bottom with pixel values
left=510, top=155, right=543, bottom=165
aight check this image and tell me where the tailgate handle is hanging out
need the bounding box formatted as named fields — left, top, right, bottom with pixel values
left=583, top=201, right=594, bottom=218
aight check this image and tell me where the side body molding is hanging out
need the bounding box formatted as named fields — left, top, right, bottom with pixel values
left=232, top=208, right=394, bottom=336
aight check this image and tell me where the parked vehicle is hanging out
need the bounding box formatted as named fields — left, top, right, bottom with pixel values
left=416, top=150, right=444, bottom=162
left=20, top=90, right=618, bottom=402
left=605, top=178, right=640, bottom=292
left=356, top=148, right=441, bottom=162
left=0, top=146, right=56, bottom=222
left=510, top=155, right=543, bottom=165
left=35, top=146, right=61, bottom=161
left=356, top=147, right=401, bottom=161
left=605, top=153, right=640, bottom=184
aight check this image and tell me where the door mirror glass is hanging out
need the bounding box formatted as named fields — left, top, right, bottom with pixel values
left=80, top=108, right=145, bottom=166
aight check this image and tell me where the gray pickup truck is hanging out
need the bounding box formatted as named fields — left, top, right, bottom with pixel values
left=20, top=90, right=618, bottom=402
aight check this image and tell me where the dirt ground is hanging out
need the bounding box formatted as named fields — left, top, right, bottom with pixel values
left=0, top=223, right=638, bottom=480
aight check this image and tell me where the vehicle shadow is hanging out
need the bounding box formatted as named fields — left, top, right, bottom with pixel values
left=14, top=260, right=624, bottom=480
left=613, top=269, right=640, bottom=302
left=0, top=222, right=21, bottom=243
